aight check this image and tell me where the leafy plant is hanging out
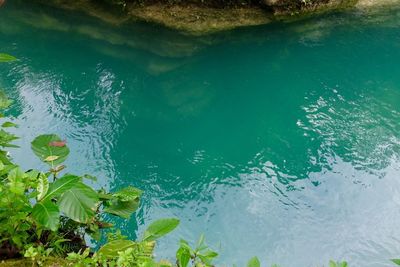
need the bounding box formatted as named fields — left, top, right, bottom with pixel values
left=247, top=257, right=261, bottom=267
left=392, top=259, right=400, bottom=265
left=176, top=234, right=218, bottom=267
left=329, top=260, right=348, bottom=267
left=0, top=82, right=178, bottom=265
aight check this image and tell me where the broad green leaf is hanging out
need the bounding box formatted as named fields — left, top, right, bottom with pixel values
left=0, top=91, right=12, bottom=109
left=7, top=167, right=26, bottom=195
left=176, top=246, right=191, bottom=267
left=37, top=173, right=49, bottom=201
left=31, top=200, right=60, bottom=231
left=247, top=257, right=261, bottom=267
left=98, top=239, right=137, bottom=257
left=103, top=198, right=140, bottom=219
left=113, top=186, right=142, bottom=201
left=142, top=218, right=180, bottom=242
left=1, top=121, right=17, bottom=128
left=392, top=259, right=400, bottom=265
left=31, top=134, right=69, bottom=165
left=42, top=175, right=80, bottom=202
left=58, top=182, right=99, bottom=223
left=0, top=53, right=17, bottom=62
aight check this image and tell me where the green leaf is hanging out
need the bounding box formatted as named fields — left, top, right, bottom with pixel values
left=247, top=257, right=261, bottom=267
left=32, top=200, right=60, bottom=231
left=31, top=134, right=69, bottom=165
left=37, top=173, right=49, bottom=201
left=0, top=129, right=18, bottom=147
left=113, top=186, right=142, bottom=201
left=103, top=198, right=140, bottom=219
left=198, top=250, right=218, bottom=265
left=176, top=246, right=191, bottom=267
left=392, top=259, right=400, bottom=265
left=98, top=240, right=137, bottom=257
left=196, top=234, right=207, bottom=252
left=142, top=218, right=180, bottom=242
left=58, top=182, right=99, bottom=223
left=42, top=175, right=80, bottom=202
left=0, top=53, right=17, bottom=62
left=1, top=121, right=17, bottom=128
left=7, top=167, right=26, bottom=195
left=0, top=91, right=12, bottom=110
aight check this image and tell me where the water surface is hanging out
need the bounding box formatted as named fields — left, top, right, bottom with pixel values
left=1, top=2, right=400, bottom=266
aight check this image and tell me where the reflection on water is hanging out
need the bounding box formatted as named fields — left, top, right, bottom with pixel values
left=2, top=1, right=400, bottom=266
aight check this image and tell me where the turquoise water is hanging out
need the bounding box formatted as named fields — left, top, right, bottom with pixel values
left=2, top=1, right=400, bottom=266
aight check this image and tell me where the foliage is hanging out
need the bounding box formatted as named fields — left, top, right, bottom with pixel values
left=329, top=260, right=348, bottom=267
left=392, top=259, right=400, bottom=265
left=176, top=234, right=218, bottom=267
left=0, top=71, right=178, bottom=265
left=0, top=53, right=17, bottom=63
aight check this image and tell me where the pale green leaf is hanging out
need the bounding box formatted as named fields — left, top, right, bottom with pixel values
left=37, top=173, right=49, bottom=201
left=44, top=155, right=59, bottom=162
left=142, top=218, right=180, bottom=242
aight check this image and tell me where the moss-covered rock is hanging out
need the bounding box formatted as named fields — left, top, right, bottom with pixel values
left=20, top=0, right=400, bottom=34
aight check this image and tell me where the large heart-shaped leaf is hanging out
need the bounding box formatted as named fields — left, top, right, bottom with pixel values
left=0, top=53, right=16, bottom=62
left=142, top=218, right=180, bottom=242
left=58, top=182, right=99, bottom=223
left=32, top=200, right=60, bottom=231
left=98, top=240, right=137, bottom=257
left=31, top=134, right=69, bottom=166
left=42, top=175, right=80, bottom=202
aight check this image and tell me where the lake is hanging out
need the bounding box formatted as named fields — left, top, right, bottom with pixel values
left=1, top=2, right=400, bottom=266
